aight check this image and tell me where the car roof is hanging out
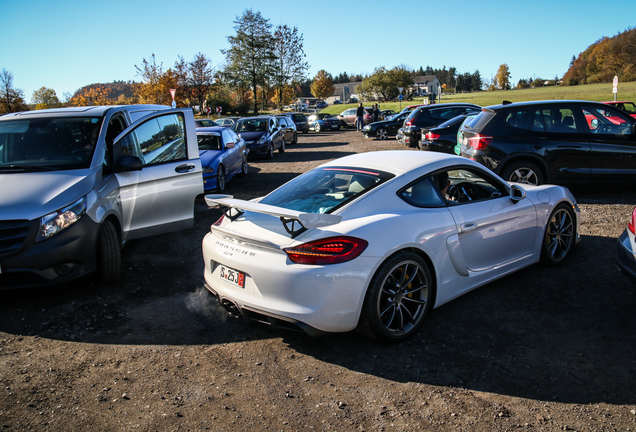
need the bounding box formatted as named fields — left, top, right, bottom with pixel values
left=484, top=99, right=609, bottom=110
left=196, top=126, right=227, bottom=134
left=319, top=150, right=482, bottom=176
left=0, top=104, right=169, bottom=120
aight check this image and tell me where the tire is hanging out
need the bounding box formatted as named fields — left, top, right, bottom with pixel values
left=239, top=154, right=248, bottom=176
left=540, top=203, right=576, bottom=266
left=267, top=144, right=274, bottom=159
left=97, top=220, right=121, bottom=284
left=501, top=161, right=544, bottom=185
left=315, top=123, right=321, bottom=132
left=292, top=133, right=297, bottom=145
left=357, top=252, right=433, bottom=342
left=278, top=140, right=285, bottom=153
left=376, top=127, right=388, bottom=140
left=216, top=165, right=226, bottom=192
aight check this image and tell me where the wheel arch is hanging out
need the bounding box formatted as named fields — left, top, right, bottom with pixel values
left=497, top=155, right=550, bottom=183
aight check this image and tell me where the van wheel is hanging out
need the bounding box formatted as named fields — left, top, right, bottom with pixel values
left=97, top=220, right=121, bottom=284
left=501, top=161, right=544, bottom=185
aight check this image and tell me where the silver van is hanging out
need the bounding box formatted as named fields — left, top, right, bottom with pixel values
left=0, top=105, right=203, bottom=289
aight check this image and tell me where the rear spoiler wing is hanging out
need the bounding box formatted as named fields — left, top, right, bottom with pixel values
left=205, top=194, right=342, bottom=238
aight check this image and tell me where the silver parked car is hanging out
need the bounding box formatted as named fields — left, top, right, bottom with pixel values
left=0, top=105, right=203, bottom=289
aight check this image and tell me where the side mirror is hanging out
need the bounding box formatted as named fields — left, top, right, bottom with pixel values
left=115, top=155, right=143, bottom=173
left=510, top=184, right=526, bottom=204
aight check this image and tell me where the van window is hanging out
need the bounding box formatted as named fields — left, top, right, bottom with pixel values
left=120, top=113, right=186, bottom=165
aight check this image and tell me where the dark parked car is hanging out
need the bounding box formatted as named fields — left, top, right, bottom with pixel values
left=400, top=103, right=481, bottom=148
left=307, top=113, right=341, bottom=132
left=316, top=101, right=328, bottom=109
left=274, top=114, right=298, bottom=144
left=617, top=206, right=636, bottom=282
left=418, top=114, right=474, bottom=153
left=338, top=107, right=374, bottom=128
left=288, top=113, right=309, bottom=134
left=232, top=116, right=285, bottom=159
left=196, top=126, right=248, bottom=192
left=459, top=100, right=636, bottom=185
left=362, top=111, right=411, bottom=140
left=195, top=119, right=220, bottom=127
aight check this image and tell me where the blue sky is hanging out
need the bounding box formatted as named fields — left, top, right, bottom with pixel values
left=1, top=0, right=635, bottom=101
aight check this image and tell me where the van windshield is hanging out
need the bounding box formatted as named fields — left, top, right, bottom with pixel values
left=0, top=116, right=103, bottom=171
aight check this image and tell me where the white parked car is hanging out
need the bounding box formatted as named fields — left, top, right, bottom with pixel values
left=202, top=151, right=580, bottom=342
left=0, top=105, right=203, bottom=289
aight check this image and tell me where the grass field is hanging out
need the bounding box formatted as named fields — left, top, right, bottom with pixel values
left=319, top=81, right=636, bottom=115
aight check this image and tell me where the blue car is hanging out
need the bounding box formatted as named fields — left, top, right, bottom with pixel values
left=196, top=126, right=248, bottom=192
left=232, top=116, right=285, bottom=158
left=307, top=113, right=341, bottom=132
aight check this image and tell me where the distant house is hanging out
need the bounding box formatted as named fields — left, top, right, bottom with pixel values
left=325, top=75, right=441, bottom=103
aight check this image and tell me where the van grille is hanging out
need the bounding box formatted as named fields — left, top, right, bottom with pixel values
left=0, top=220, right=32, bottom=257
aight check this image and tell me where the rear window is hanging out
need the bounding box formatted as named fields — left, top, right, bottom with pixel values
left=290, top=114, right=307, bottom=121
left=464, top=110, right=496, bottom=132
left=260, top=166, right=394, bottom=214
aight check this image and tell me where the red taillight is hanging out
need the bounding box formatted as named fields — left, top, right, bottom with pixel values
left=406, top=120, right=413, bottom=127
left=425, top=132, right=440, bottom=140
left=467, top=134, right=493, bottom=150
left=212, top=214, right=225, bottom=227
left=284, top=236, right=368, bottom=265
left=629, top=207, right=636, bottom=234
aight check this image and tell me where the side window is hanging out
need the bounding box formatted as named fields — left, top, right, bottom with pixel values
left=583, top=105, right=632, bottom=135
left=445, top=168, right=506, bottom=203
left=504, top=109, right=530, bottom=129
left=119, top=113, right=186, bottom=166
left=399, top=177, right=445, bottom=207
left=430, top=108, right=454, bottom=121
left=221, top=129, right=235, bottom=145
left=532, top=107, right=578, bottom=133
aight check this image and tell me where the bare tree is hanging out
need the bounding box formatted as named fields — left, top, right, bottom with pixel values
left=0, top=68, right=27, bottom=113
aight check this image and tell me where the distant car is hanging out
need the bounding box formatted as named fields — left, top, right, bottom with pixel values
left=197, top=126, right=248, bottom=192
left=202, top=151, right=580, bottom=341
left=288, top=113, right=310, bottom=134
left=419, top=114, right=474, bottom=154
left=362, top=110, right=411, bottom=140
left=216, top=117, right=240, bottom=127
left=617, top=206, right=636, bottom=282
left=232, top=116, right=285, bottom=159
left=338, top=107, right=374, bottom=128
left=307, top=113, right=341, bottom=132
left=333, top=100, right=343, bottom=105
left=603, top=101, right=636, bottom=119
left=401, top=103, right=481, bottom=148
left=195, top=119, right=220, bottom=128
left=273, top=114, right=298, bottom=144
left=381, top=109, right=397, bottom=120
left=316, top=101, right=328, bottom=109
left=459, top=100, right=636, bottom=185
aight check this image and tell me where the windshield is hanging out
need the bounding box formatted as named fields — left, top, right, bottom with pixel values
left=234, top=119, right=267, bottom=133
left=0, top=116, right=103, bottom=171
left=260, top=166, right=394, bottom=214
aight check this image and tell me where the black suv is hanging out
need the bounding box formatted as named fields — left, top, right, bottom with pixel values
left=400, top=103, right=481, bottom=148
left=459, top=100, right=636, bottom=185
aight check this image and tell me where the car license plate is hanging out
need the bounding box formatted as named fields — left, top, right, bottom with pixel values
left=219, top=265, right=245, bottom=288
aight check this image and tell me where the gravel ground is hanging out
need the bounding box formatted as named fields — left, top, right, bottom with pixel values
left=1, top=128, right=636, bottom=431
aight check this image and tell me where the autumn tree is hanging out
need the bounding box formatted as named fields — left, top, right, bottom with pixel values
left=0, top=68, right=28, bottom=114
left=134, top=54, right=179, bottom=105
left=271, top=24, right=309, bottom=109
left=69, top=86, right=112, bottom=106
left=31, top=87, right=60, bottom=109
left=310, top=70, right=334, bottom=101
left=494, top=64, right=511, bottom=90
left=222, top=9, right=274, bottom=114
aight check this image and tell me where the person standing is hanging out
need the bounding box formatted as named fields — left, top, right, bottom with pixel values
left=373, top=103, right=380, bottom=122
left=355, top=102, right=365, bottom=131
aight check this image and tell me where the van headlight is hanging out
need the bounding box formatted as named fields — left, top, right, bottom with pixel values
left=36, top=197, right=87, bottom=242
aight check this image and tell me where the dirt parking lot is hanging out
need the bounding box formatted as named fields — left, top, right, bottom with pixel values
left=1, top=129, right=636, bottom=431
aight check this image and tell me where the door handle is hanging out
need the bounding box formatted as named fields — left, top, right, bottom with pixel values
left=175, top=164, right=195, bottom=173
left=460, top=222, right=477, bottom=232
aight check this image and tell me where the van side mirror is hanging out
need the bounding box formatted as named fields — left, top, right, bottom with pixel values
left=510, top=184, right=526, bottom=203
left=115, top=155, right=143, bottom=173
